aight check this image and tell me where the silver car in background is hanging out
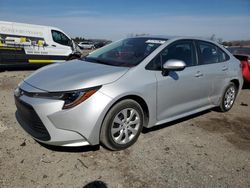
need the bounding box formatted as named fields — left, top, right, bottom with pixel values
left=78, top=41, right=95, bottom=50
left=14, top=36, right=243, bottom=150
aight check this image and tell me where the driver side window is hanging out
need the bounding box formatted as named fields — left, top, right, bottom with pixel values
left=146, top=40, right=196, bottom=70
left=51, top=30, right=71, bottom=46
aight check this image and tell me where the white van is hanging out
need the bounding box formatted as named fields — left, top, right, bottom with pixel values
left=0, top=21, right=81, bottom=67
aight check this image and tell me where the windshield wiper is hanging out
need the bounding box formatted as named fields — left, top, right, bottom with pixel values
left=94, top=58, right=113, bottom=65
left=83, top=57, right=114, bottom=66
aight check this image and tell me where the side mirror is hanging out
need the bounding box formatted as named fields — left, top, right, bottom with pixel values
left=70, top=40, right=74, bottom=47
left=162, top=59, right=186, bottom=76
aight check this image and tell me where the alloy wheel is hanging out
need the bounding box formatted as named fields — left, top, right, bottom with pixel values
left=224, top=86, right=236, bottom=109
left=111, top=108, right=141, bottom=145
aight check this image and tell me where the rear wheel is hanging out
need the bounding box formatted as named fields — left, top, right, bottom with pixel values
left=100, top=99, right=144, bottom=150
left=218, top=82, right=237, bottom=112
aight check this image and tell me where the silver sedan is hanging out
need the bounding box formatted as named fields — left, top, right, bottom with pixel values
left=14, top=36, right=243, bottom=150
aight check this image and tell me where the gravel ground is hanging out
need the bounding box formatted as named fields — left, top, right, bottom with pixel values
left=0, top=70, right=250, bottom=188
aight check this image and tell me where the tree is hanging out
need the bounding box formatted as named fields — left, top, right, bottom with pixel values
left=72, top=37, right=85, bottom=43
left=210, top=34, right=216, bottom=41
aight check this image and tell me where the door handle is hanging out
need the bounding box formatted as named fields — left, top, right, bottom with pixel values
left=195, top=71, right=203, bottom=77
left=222, top=66, right=228, bottom=71
left=51, top=44, right=56, bottom=47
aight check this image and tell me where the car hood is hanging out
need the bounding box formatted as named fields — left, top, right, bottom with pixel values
left=23, top=60, right=129, bottom=92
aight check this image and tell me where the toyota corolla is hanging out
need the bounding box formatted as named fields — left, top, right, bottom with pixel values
left=14, top=36, right=243, bottom=150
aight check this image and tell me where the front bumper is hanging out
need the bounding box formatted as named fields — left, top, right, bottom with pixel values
left=15, top=81, right=113, bottom=146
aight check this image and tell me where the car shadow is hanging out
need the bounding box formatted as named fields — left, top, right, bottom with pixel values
left=16, top=109, right=213, bottom=152
left=37, top=141, right=100, bottom=153
left=38, top=110, right=212, bottom=151
left=242, top=82, right=250, bottom=89
left=142, top=109, right=212, bottom=134
left=83, top=180, right=108, bottom=188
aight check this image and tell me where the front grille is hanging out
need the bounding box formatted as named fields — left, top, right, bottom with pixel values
left=15, top=96, right=51, bottom=141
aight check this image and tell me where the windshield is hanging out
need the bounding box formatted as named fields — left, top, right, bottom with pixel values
left=82, top=38, right=167, bottom=67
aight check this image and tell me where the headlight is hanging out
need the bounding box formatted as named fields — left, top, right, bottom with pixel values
left=19, top=86, right=101, bottom=109
left=61, top=88, right=99, bottom=109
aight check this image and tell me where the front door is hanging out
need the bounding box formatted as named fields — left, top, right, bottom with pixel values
left=148, top=40, right=212, bottom=121
left=48, top=29, right=73, bottom=61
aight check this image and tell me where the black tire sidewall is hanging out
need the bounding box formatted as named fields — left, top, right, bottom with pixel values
left=101, top=99, right=144, bottom=150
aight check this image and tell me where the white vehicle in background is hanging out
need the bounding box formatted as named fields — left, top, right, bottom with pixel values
left=78, top=41, right=95, bottom=49
left=0, top=21, right=81, bottom=68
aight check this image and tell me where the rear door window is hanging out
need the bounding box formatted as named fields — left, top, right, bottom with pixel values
left=197, top=41, right=229, bottom=65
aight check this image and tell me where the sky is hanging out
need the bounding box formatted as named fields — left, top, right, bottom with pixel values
left=0, top=0, right=250, bottom=41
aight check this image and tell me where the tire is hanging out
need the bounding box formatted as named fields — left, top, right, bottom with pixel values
left=100, top=99, right=144, bottom=150
left=218, top=82, right=237, bottom=112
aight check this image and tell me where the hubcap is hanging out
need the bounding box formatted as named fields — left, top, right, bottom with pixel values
left=224, top=86, right=236, bottom=109
left=111, top=108, right=141, bottom=145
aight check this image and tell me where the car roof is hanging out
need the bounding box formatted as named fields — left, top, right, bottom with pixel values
left=133, top=35, right=217, bottom=43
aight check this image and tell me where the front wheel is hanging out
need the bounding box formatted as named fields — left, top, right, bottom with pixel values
left=100, top=99, right=144, bottom=150
left=218, top=83, right=237, bottom=112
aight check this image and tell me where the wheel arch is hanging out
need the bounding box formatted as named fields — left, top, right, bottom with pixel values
left=99, top=94, right=150, bottom=137
left=230, top=79, right=241, bottom=95
left=230, top=79, right=240, bottom=91
left=114, top=95, right=149, bottom=126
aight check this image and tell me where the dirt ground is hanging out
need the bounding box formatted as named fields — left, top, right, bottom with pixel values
left=0, top=70, right=250, bottom=188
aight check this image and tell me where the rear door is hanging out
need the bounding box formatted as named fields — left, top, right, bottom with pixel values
left=195, top=40, right=230, bottom=105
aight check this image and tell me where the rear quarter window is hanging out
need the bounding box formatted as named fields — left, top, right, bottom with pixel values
left=197, top=41, right=229, bottom=65
left=218, top=48, right=230, bottom=62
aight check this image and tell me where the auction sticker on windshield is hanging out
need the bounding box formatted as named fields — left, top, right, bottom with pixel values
left=145, top=39, right=166, bottom=44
